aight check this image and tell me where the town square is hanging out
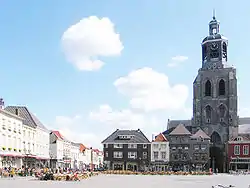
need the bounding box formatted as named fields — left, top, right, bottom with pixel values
left=1, top=0, right=250, bottom=187
left=1, top=175, right=250, bottom=188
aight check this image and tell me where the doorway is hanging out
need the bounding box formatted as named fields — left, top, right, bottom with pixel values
left=210, top=146, right=224, bottom=172
left=209, top=131, right=224, bottom=172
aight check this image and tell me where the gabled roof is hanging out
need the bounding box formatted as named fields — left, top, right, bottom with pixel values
left=79, top=144, right=87, bottom=152
left=169, top=124, right=191, bottom=136
left=4, top=106, right=49, bottom=131
left=153, top=133, right=168, bottom=142
left=191, top=129, right=210, bottom=139
left=51, top=131, right=64, bottom=140
left=101, top=129, right=150, bottom=144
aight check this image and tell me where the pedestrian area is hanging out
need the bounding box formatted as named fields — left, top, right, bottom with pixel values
left=0, top=174, right=249, bottom=188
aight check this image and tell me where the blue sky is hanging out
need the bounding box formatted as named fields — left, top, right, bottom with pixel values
left=1, top=1, right=250, bottom=148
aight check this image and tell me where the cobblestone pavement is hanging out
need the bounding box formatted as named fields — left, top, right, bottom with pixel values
left=0, top=174, right=249, bottom=188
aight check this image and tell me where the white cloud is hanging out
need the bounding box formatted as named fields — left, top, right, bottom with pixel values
left=114, top=67, right=189, bottom=112
left=51, top=115, right=102, bottom=149
left=61, top=16, right=123, bottom=71
left=168, top=55, right=188, bottom=67
left=89, top=104, right=146, bottom=129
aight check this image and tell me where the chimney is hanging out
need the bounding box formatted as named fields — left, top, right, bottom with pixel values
left=15, top=108, right=19, bottom=116
left=0, top=98, right=4, bottom=109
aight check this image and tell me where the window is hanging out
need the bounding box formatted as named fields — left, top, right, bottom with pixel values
left=161, top=144, right=166, bottom=149
left=243, top=145, right=249, bottom=155
left=114, top=144, right=123, bottom=148
left=234, top=145, right=240, bottom=155
left=171, top=146, right=176, bottom=150
left=143, top=144, right=147, bottom=149
left=184, top=146, right=189, bottom=150
left=153, top=144, right=158, bottom=149
left=205, top=80, right=212, bottom=96
left=153, top=151, right=158, bottom=159
left=128, top=152, right=137, bottom=159
left=173, top=154, right=178, bottom=160
left=128, top=144, right=137, bottom=149
left=205, top=105, right=212, bottom=123
left=105, top=151, right=108, bottom=157
left=201, top=145, right=206, bottom=150
left=194, top=145, right=199, bottom=150
left=143, top=152, right=147, bottom=159
left=161, top=152, right=166, bottom=159
left=113, top=151, right=123, bottom=158
left=104, top=144, right=108, bottom=148
left=219, top=79, right=225, bottom=96
left=219, top=104, right=226, bottom=118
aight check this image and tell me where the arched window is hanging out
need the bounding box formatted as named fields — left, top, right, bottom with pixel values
left=205, top=80, right=212, bottom=96
left=211, top=131, right=221, bottom=144
left=219, top=79, right=225, bottom=96
left=219, top=104, right=226, bottom=118
left=205, top=105, right=212, bottom=123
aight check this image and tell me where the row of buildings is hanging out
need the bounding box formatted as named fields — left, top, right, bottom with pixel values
left=0, top=100, right=103, bottom=169
left=102, top=14, right=250, bottom=173
left=102, top=124, right=250, bottom=172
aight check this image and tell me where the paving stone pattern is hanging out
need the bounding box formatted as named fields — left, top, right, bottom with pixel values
left=0, top=174, right=249, bottom=188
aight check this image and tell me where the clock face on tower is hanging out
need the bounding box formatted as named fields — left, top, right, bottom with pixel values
left=210, top=42, right=219, bottom=58
left=210, top=42, right=219, bottom=50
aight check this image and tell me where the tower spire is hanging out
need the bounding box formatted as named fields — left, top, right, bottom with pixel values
left=213, top=9, right=216, bottom=19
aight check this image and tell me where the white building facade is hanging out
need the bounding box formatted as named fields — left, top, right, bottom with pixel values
left=49, top=131, right=103, bottom=170
left=0, top=108, right=24, bottom=168
left=70, top=142, right=80, bottom=169
left=150, top=133, right=169, bottom=171
left=4, top=106, right=50, bottom=168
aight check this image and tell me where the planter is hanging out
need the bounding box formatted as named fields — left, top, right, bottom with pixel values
left=14, top=148, right=17, bottom=152
left=8, top=148, right=12, bottom=151
left=2, top=147, right=6, bottom=150
left=101, top=170, right=212, bottom=176
left=19, top=149, right=22, bottom=152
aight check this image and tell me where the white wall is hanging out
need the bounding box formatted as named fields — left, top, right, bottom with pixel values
left=70, top=144, right=80, bottom=168
left=22, top=124, right=36, bottom=155
left=0, top=110, right=24, bottom=168
left=0, top=111, right=23, bottom=152
left=35, top=127, right=50, bottom=158
left=151, top=142, right=170, bottom=162
left=63, top=141, right=71, bottom=158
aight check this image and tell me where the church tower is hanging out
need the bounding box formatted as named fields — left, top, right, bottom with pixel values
left=192, top=13, right=239, bottom=146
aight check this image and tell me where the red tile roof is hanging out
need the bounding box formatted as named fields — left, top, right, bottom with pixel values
left=153, top=133, right=168, bottom=142
left=52, top=131, right=64, bottom=140
left=79, top=144, right=87, bottom=152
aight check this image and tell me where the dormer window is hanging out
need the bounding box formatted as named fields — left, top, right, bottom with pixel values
left=237, top=137, right=243, bottom=141
left=118, top=135, right=134, bottom=140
